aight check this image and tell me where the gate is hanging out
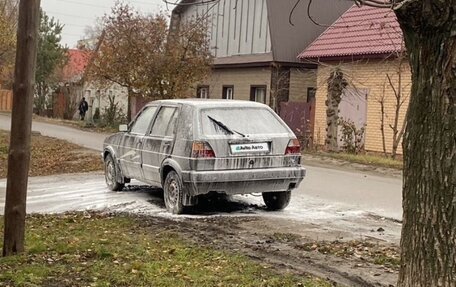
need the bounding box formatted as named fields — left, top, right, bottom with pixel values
left=280, top=100, right=316, bottom=149
left=0, top=90, right=12, bottom=112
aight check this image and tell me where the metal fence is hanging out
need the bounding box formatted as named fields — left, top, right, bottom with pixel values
left=280, top=100, right=316, bottom=149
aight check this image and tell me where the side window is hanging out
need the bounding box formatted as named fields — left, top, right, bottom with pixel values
left=222, top=86, right=234, bottom=99
left=130, top=106, right=157, bottom=135
left=250, top=86, right=266, bottom=103
left=197, top=85, right=209, bottom=99
left=150, top=107, right=178, bottom=137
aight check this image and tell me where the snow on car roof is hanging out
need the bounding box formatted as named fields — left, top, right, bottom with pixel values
left=146, top=99, right=269, bottom=109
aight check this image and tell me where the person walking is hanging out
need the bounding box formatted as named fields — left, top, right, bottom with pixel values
left=79, top=97, right=89, bottom=120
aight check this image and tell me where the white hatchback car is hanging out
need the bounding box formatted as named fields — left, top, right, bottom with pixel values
left=103, top=99, right=306, bottom=214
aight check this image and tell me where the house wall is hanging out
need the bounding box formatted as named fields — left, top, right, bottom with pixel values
left=195, top=66, right=317, bottom=106
left=84, top=82, right=129, bottom=120
left=179, top=0, right=272, bottom=58
left=197, top=67, right=272, bottom=103
left=313, top=58, right=411, bottom=154
left=289, top=68, right=316, bottom=102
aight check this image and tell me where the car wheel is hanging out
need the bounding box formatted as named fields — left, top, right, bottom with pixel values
left=163, top=171, right=185, bottom=214
left=262, top=191, right=291, bottom=211
left=104, top=154, right=124, bottom=191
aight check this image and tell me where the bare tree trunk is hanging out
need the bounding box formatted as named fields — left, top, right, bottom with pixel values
left=127, top=87, right=133, bottom=122
left=379, top=84, right=387, bottom=157
left=325, top=68, right=347, bottom=151
left=396, top=1, right=456, bottom=285
left=270, top=64, right=290, bottom=114
left=387, top=55, right=407, bottom=160
left=390, top=72, right=401, bottom=159
left=2, top=0, right=41, bottom=256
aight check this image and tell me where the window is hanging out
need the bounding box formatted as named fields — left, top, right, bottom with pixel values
left=197, top=86, right=209, bottom=99
left=130, top=106, right=157, bottom=135
left=150, top=107, right=178, bottom=137
left=307, top=87, right=316, bottom=103
left=222, top=86, right=234, bottom=100
left=201, top=107, right=289, bottom=136
left=250, top=86, right=266, bottom=103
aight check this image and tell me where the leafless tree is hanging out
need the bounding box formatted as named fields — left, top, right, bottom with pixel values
left=376, top=51, right=409, bottom=159
left=295, top=0, right=456, bottom=285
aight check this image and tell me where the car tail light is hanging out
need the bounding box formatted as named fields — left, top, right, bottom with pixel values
left=192, top=141, right=215, bottom=158
left=285, top=139, right=301, bottom=155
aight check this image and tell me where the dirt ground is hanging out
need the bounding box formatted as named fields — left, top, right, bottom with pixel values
left=132, top=208, right=400, bottom=287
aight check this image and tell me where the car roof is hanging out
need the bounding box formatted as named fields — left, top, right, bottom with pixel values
left=145, top=99, right=270, bottom=109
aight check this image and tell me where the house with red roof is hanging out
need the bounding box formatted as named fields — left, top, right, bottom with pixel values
left=60, top=49, right=91, bottom=83
left=54, top=49, right=128, bottom=121
left=298, top=5, right=411, bottom=155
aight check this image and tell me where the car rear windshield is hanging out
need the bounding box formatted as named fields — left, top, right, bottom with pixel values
left=200, top=107, right=289, bottom=136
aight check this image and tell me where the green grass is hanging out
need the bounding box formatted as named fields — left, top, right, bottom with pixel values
left=0, top=213, right=331, bottom=287
left=308, top=151, right=403, bottom=170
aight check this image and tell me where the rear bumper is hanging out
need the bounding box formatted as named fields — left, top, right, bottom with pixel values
left=181, top=166, right=306, bottom=196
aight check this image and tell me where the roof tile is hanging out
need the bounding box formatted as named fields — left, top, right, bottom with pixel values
left=61, top=49, right=91, bottom=82
left=298, top=5, right=403, bottom=60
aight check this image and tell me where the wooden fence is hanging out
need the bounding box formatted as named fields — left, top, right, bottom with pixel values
left=0, top=90, right=13, bottom=112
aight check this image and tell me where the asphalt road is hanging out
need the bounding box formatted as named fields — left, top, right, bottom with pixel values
left=0, top=113, right=108, bottom=151
left=0, top=113, right=403, bottom=221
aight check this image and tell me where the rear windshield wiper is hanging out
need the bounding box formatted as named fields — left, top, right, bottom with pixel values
left=207, top=115, right=246, bottom=137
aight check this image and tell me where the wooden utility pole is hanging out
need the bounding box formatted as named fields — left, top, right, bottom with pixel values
left=2, top=0, right=41, bottom=256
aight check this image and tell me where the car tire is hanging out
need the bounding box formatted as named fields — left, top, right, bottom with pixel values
left=104, top=153, right=124, bottom=191
left=262, top=191, right=291, bottom=211
left=163, top=171, right=185, bottom=214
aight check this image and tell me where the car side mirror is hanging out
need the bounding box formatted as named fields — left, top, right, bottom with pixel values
left=119, top=124, right=128, bottom=132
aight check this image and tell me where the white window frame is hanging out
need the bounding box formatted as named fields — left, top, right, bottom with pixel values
left=223, top=86, right=234, bottom=100
left=197, top=86, right=209, bottom=99
left=250, top=85, right=266, bottom=104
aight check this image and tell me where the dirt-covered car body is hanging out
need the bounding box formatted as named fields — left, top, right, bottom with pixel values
left=103, top=99, right=305, bottom=213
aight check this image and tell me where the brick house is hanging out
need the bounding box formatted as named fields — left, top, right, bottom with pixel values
left=56, top=49, right=129, bottom=121
left=298, top=5, right=411, bottom=154
left=170, top=0, right=352, bottom=111
left=53, top=49, right=90, bottom=119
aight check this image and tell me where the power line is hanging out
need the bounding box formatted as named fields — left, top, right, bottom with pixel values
left=128, top=0, right=165, bottom=6
left=62, top=22, right=89, bottom=28
left=45, top=10, right=95, bottom=20
left=55, top=0, right=164, bottom=9
left=55, top=0, right=110, bottom=9
left=162, top=0, right=220, bottom=7
left=62, top=32, right=83, bottom=37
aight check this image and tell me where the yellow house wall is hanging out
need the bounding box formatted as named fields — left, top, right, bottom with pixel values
left=289, top=68, right=317, bottom=102
left=313, top=58, right=411, bottom=154
left=192, top=66, right=317, bottom=104
left=195, top=67, right=272, bottom=103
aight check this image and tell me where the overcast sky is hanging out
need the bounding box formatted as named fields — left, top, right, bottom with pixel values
left=41, top=0, right=170, bottom=48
